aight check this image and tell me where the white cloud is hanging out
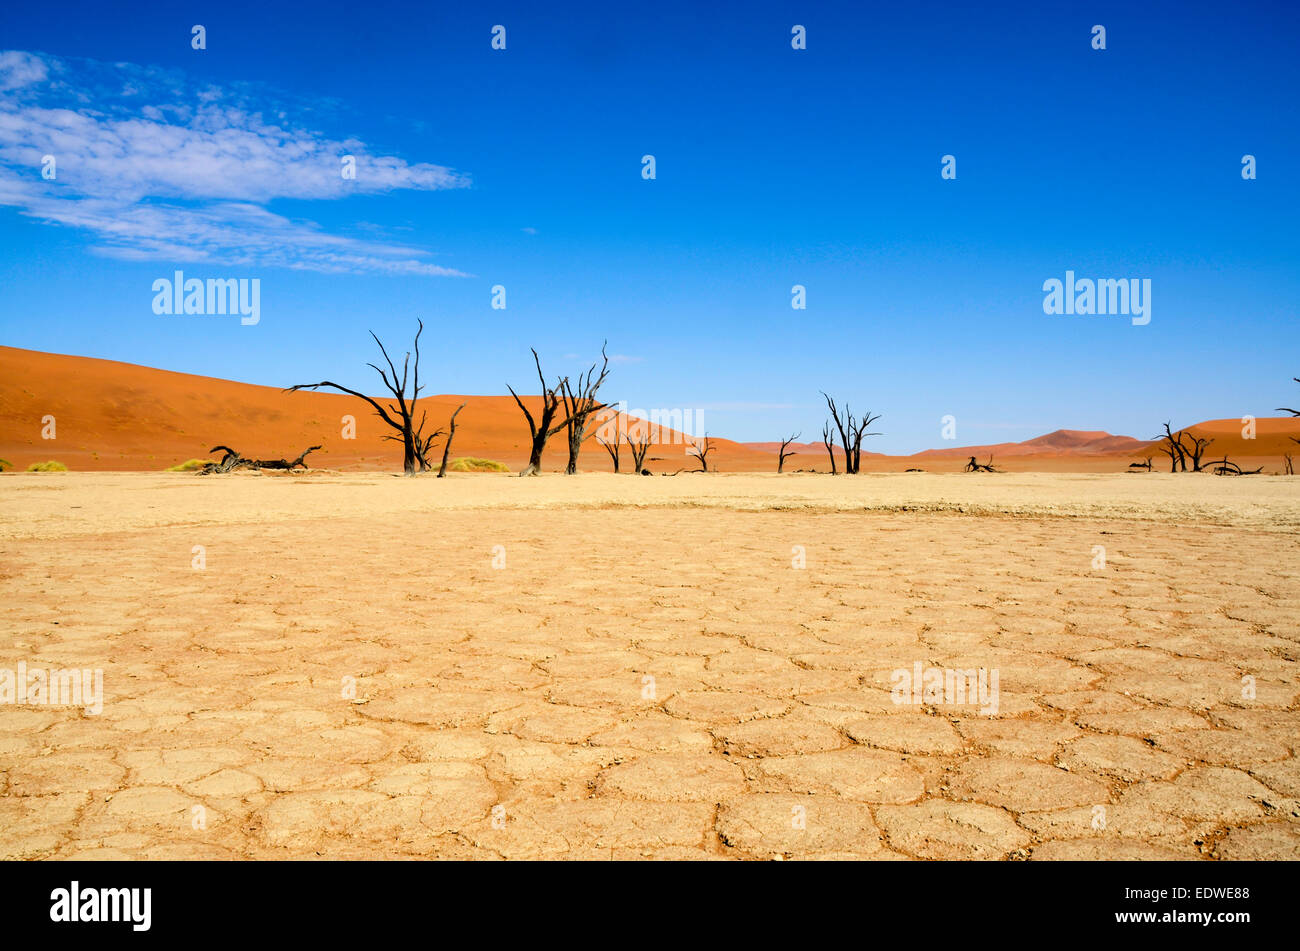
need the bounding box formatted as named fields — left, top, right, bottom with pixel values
left=0, top=51, right=471, bottom=275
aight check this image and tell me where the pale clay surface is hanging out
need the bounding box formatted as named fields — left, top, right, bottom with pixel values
left=1, top=471, right=1297, bottom=859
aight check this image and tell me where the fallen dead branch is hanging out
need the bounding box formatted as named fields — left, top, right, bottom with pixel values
left=1207, top=456, right=1263, bottom=476
left=964, top=455, right=998, bottom=472
left=199, top=445, right=320, bottom=474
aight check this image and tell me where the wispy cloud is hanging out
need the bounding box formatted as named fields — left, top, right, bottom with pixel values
left=0, top=50, right=471, bottom=275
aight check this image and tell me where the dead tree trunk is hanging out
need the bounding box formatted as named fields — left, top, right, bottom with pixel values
left=287, top=320, right=447, bottom=476
left=1209, top=456, right=1263, bottom=476
left=200, top=445, right=320, bottom=474
left=625, top=429, right=651, bottom=474
left=822, top=421, right=837, bottom=474
left=436, top=403, right=466, bottom=478
left=1177, top=432, right=1213, bottom=472
left=964, top=455, right=997, bottom=472
left=688, top=433, right=716, bottom=472
left=507, top=349, right=575, bottom=476
left=823, top=394, right=854, bottom=473
left=778, top=432, right=800, bottom=473
left=597, top=436, right=620, bottom=472
left=1153, top=422, right=1186, bottom=472
left=559, top=343, right=612, bottom=475
left=849, top=410, right=881, bottom=473
left=822, top=393, right=880, bottom=473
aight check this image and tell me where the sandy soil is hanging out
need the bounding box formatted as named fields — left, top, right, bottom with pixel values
left=1, top=471, right=1297, bottom=860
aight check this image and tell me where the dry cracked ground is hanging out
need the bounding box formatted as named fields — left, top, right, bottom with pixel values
left=1, top=472, right=1298, bottom=860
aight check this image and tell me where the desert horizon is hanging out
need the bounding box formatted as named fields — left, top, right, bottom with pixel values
left=4, top=345, right=1298, bottom=475
left=1, top=1, right=1297, bottom=934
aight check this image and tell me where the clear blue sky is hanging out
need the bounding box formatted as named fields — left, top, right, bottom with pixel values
left=1, top=0, right=1297, bottom=451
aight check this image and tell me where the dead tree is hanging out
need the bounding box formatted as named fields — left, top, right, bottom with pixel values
left=1209, top=456, right=1263, bottom=476
left=1279, top=377, right=1300, bottom=462
left=559, top=344, right=612, bottom=475
left=1153, top=422, right=1187, bottom=472
left=688, top=433, right=717, bottom=472
left=287, top=320, right=444, bottom=476
left=848, top=411, right=882, bottom=473
left=1177, top=432, right=1214, bottom=472
left=507, top=349, right=574, bottom=476
left=821, top=421, right=837, bottom=474
left=625, top=428, right=651, bottom=474
left=200, top=445, right=320, bottom=474
left=1127, top=457, right=1153, bottom=471
left=823, top=394, right=852, bottom=472
left=964, top=455, right=998, bottom=473
left=597, top=435, right=620, bottom=472
left=822, top=393, right=880, bottom=473
left=1284, top=454, right=1294, bottom=476
left=778, top=433, right=800, bottom=473
left=436, top=403, right=466, bottom=478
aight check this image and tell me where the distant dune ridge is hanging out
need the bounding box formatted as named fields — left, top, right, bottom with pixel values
left=910, top=430, right=1150, bottom=458
left=1, top=346, right=1296, bottom=472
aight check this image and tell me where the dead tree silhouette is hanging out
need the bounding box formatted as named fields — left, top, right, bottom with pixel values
left=1153, top=422, right=1187, bottom=472
left=559, top=344, right=612, bottom=475
left=964, top=455, right=998, bottom=472
left=821, top=421, right=838, bottom=474
left=436, top=403, right=466, bottom=478
left=778, top=433, right=800, bottom=473
left=508, top=349, right=575, bottom=476
left=1208, top=456, right=1263, bottom=476
left=596, top=434, right=620, bottom=472
left=1178, top=432, right=1214, bottom=472
left=1278, top=377, right=1300, bottom=459
left=821, top=393, right=880, bottom=473
left=200, top=445, right=320, bottom=474
left=625, top=428, right=652, bottom=474
left=1128, top=457, right=1153, bottom=471
left=286, top=320, right=448, bottom=476
left=688, top=433, right=717, bottom=472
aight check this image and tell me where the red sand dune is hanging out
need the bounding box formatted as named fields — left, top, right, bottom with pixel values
left=0, top=347, right=770, bottom=473
left=2, top=346, right=1296, bottom=473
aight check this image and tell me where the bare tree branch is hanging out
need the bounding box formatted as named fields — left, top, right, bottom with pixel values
left=778, top=432, right=800, bottom=473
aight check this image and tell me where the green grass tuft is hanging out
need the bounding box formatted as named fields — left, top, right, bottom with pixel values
left=167, top=459, right=213, bottom=472
left=26, top=461, right=68, bottom=472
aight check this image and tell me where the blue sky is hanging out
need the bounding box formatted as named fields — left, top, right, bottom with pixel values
left=1, top=0, right=1297, bottom=451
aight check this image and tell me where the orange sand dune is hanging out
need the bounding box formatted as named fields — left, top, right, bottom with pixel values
left=0, top=347, right=771, bottom=473
left=1157, top=418, right=1300, bottom=464
left=2, top=347, right=1296, bottom=473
